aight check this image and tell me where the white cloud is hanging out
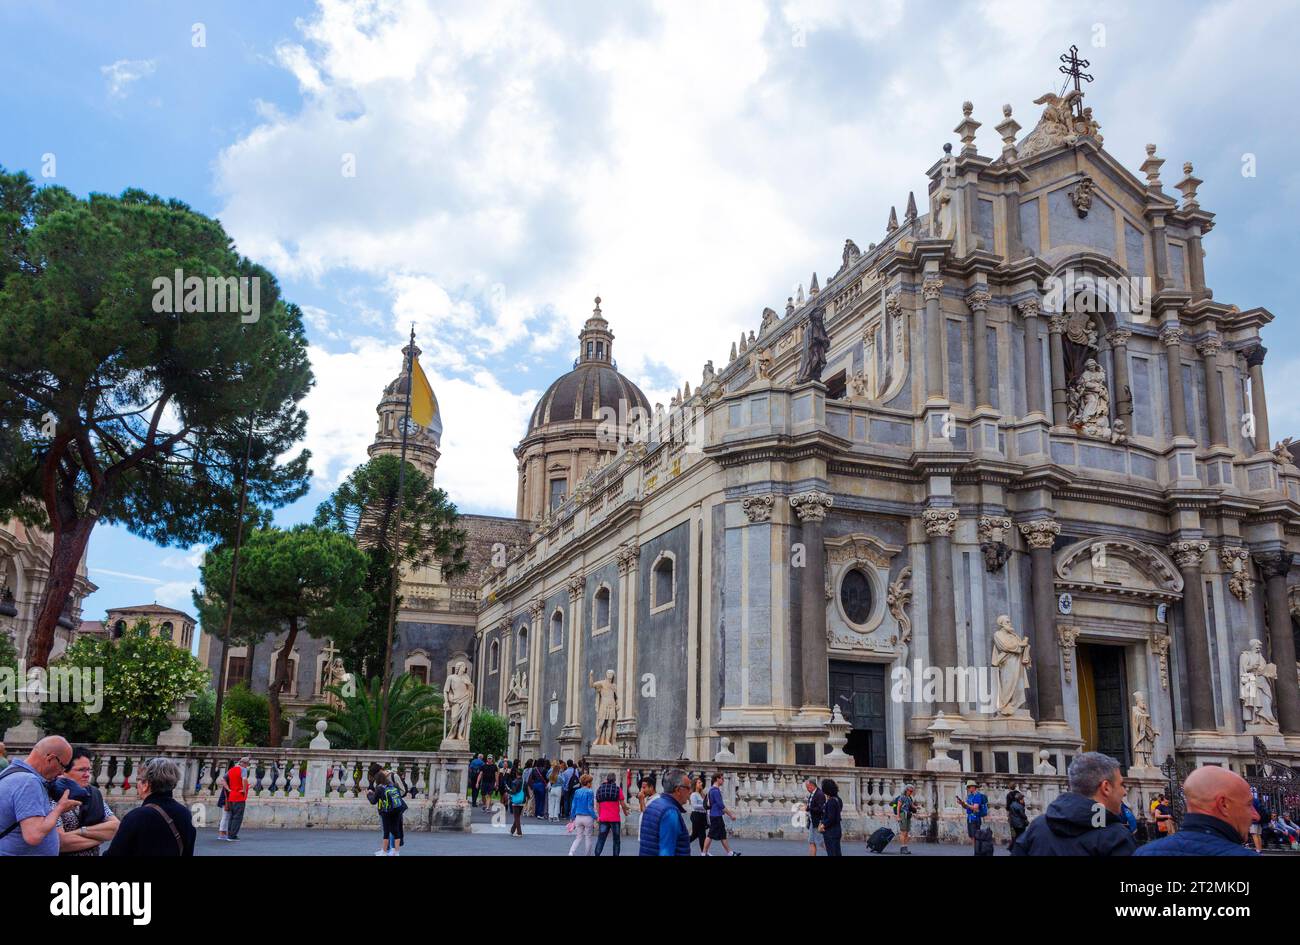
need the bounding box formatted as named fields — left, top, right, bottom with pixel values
left=101, top=58, right=156, bottom=98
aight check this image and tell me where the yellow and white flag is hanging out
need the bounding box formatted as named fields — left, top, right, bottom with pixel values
left=410, top=354, right=436, bottom=428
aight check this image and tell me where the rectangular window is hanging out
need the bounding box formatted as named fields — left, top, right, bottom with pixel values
left=549, top=478, right=566, bottom=510
left=747, top=742, right=768, bottom=764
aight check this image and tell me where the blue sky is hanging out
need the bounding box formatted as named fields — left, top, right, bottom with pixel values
left=3, top=0, right=1298, bottom=637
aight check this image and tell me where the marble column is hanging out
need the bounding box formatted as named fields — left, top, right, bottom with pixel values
left=616, top=542, right=640, bottom=735
left=968, top=287, right=992, bottom=409
left=1160, top=324, right=1190, bottom=439
left=528, top=599, right=544, bottom=734
left=923, top=508, right=960, bottom=714
left=1047, top=314, right=1068, bottom=426
left=1198, top=335, right=1227, bottom=448
left=1253, top=552, right=1300, bottom=734
left=1106, top=328, right=1134, bottom=431
left=1244, top=344, right=1270, bottom=453
left=791, top=492, right=834, bottom=711
left=1019, top=519, right=1064, bottom=723
left=1170, top=541, right=1216, bottom=732
left=564, top=575, right=584, bottom=726
left=923, top=276, right=945, bottom=400
left=1018, top=300, right=1046, bottom=417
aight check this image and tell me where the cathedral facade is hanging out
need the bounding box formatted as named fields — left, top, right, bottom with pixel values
left=471, top=84, right=1300, bottom=777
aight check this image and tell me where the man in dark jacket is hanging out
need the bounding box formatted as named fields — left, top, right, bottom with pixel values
left=1135, top=766, right=1258, bottom=857
left=1012, top=751, right=1135, bottom=856
left=804, top=778, right=825, bottom=856
left=106, top=757, right=195, bottom=857
left=638, top=768, right=692, bottom=856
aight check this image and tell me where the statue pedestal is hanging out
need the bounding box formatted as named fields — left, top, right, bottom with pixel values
left=439, top=737, right=470, bottom=752
left=1244, top=722, right=1281, bottom=737
left=557, top=726, right=583, bottom=762
left=156, top=698, right=194, bottom=747
left=3, top=686, right=45, bottom=744
left=588, top=743, right=620, bottom=759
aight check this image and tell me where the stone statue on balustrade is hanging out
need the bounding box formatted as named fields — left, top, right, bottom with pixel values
left=1130, top=691, right=1158, bottom=770
left=1240, top=639, right=1278, bottom=728
left=590, top=669, right=619, bottom=748
left=990, top=615, right=1031, bottom=716
left=441, top=659, right=475, bottom=748
left=796, top=305, right=829, bottom=383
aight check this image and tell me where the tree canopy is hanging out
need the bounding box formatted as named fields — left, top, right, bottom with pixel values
left=193, top=524, right=370, bottom=747
left=0, top=168, right=313, bottom=666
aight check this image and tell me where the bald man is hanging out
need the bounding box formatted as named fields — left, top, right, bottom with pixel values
left=1135, top=766, right=1258, bottom=857
left=0, top=736, right=80, bottom=856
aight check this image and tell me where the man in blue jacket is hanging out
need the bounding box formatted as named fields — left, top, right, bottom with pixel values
left=638, top=768, right=692, bottom=856
left=1135, top=767, right=1258, bottom=857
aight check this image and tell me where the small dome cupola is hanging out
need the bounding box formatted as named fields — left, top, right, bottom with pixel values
left=578, top=296, right=614, bottom=366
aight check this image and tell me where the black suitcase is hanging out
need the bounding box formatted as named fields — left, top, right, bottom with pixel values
left=866, top=827, right=895, bottom=853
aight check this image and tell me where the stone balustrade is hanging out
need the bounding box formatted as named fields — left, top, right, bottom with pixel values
left=3, top=739, right=473, bottom=832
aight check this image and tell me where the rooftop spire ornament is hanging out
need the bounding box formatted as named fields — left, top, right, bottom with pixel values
left=1058, top=44, right=1093, bottom=119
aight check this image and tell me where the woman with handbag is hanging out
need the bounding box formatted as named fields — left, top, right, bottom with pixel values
left=507, top=767, right=527, bottom=837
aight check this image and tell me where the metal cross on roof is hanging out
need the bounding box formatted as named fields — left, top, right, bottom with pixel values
left=1059, top=45, right=1094, bottom=115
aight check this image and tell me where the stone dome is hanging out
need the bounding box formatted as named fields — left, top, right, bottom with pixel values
left=526, top=297, right=649, bottom=434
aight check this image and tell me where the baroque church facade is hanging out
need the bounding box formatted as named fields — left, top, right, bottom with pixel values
left=469, top=82, right=1300, bottom=778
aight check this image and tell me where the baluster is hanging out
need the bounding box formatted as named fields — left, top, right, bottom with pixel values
left=95, top=756, right=111, bottom=795
left=274, top=757, right=288, bottom=797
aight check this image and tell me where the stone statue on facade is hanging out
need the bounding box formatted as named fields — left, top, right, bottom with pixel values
left=796, top=305, right=829, bottom=383
left=759, top=307, right=779, bottom=334
left=506, top=670, right=528, bottom=704
left=1130, top=691, right=1158, bottom=769
left=751, top=347, right=774, bottom=380
left=323, top=658, right=348, bottom=709
left=1068, top=358, right=1111, bottom=438
left=990, top=615, right=1031, bottom=716
left=590, top=669, right=619, bottom=746
left=441, top=659, right=474, bottom=747
left=1240, top=639, right=1278, bottom=727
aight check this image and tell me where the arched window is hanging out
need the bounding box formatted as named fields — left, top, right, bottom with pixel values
left=549, top=609, right=564, bottom=651
left=112, top=620, right=127, bottom=639
left=489, top=639, right=500, bottom=674
left=650, top=552, right=676, bottom=612
left=592, top=585, right=611, bottom=634
left=271, top=647, right=298, bottom=696
left=404, top=649, right=432, bottom=685
left=160, top=621, right=174, bottom=641
left=516, top=627, right=528, bottom=663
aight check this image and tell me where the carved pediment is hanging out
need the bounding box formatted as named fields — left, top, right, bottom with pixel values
left=824, top=534, right=902, bottom=569
left=1055, top=537, right=1183, bottom=597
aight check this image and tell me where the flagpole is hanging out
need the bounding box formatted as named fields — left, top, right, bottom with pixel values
left=378, top=324, right=416, bottom=750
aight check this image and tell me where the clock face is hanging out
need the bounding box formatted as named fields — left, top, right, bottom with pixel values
left=399, top=417, right=421, bottom=436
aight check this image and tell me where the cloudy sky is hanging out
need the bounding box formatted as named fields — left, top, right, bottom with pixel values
left=3, top=0, right=1298, bottom=637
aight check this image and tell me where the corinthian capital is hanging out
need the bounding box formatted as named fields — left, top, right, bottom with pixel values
left=1017, top=298, right=1041, bottom=319
left=1018, top=519, right=1060, bottom=550
left=742, top=494, right=775, bottom=523
left=922, top=508, right=959, bottom=538
left=1196, top=336, right=1222, bottom=358
left=1244, top=344, right=1267, bottom=369
left=966, top=288, right=991, bottom=312
left=1106, top=328, right=1132, bottom=347
left=1048, top=314, right=1068, bottom=334
left=790, top=491, right=834, bottom=524
left=567, top=574, right=585, bottom=601
left=922, top=276, right=944, bottom=302
left=1168, top=540, right=1209, bottom=570
left=1159, top=324, right=1184, bottom=346
left=885, top=291, right=903, bottom=318
left=1252, top=550, right=1293, bottom=581
left=529, top=598, right=545, bottom=618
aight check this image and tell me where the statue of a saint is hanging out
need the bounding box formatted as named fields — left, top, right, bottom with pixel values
left=590, top=669, right=619, bottom=746
left=796, top=305, right=829, bottom=383
left=442, top=660, right=475, bottom=745
left=1069, top=358, right=1111, bottom=437
left=1131, top=691, right=1158, bottom=768
left=990, top=615, right=1031, bottom=716
left=1240, top=639, right=1277, bottom=726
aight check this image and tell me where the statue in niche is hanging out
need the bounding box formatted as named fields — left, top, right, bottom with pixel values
left=990, top=615, right=1031, bottom=716
left=1068, top=358, right=1111, bottom=438
left=796, top=305, right=829, bottom=383
left=1240, top=639, right=1277, bottom=727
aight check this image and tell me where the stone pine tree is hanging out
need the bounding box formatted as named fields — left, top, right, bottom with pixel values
left=0, top=168, right=313, bottom=667
left=313, top=453, right=468, bottom=682
left=194, top=524, right=370, bottom=747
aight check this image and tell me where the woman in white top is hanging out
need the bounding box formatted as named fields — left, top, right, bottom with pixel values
left=688, top=777, right=708, bottom=853
left=547, top=764, right=564, bottom=821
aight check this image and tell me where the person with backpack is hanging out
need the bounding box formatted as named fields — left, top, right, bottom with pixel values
left=818, top=779, right=844, bottom=856
left=57, top=746, right=119, bottom=856
left=1006, top=789, right=1029, bottom=852
left=957, top=781, right=989, bottom=846
left=803, top=777, right=825, bottom=856
left=892, top=784, right=920, bottom=854
left=593, top=772, right=628, bottom=856
left=0, top=736, right=80, bottom=857
left=369, top=770, right=408, bottom=856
